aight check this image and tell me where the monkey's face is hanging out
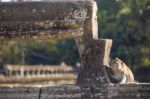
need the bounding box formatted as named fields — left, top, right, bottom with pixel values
left=110, top=58, right=124, bottom=73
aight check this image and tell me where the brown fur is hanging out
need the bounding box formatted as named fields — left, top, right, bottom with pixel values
left=109, top=58, right=134, bottom=83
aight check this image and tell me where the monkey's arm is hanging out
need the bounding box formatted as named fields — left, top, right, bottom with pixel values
left=105, top=66, right=119, bottom=83
left=119, top=75, right=127, bottom=84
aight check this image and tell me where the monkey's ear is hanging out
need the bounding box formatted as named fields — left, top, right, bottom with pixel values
left=116, top=57, right=122, bottom=62
left=115, top=57, right=118, bottom=59
left=115, top=57, right=120, bottom=61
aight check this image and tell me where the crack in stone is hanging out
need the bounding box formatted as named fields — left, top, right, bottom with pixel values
left=38, top=87, right=42, bottom=99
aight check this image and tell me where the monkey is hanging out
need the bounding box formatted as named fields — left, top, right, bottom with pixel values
left=106, top=58, right=135, bottom=84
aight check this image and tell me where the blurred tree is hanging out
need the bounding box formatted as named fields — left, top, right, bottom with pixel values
left=97, top=0, right=150, bottom=67
left=0, top=39, right=79, bottom=66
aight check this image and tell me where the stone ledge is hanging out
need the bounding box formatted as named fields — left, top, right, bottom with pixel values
left=0, top=83, right=150, bottom=99
left=0, top=0, right=97, bottom=40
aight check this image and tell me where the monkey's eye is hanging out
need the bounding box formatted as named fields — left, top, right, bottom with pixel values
left=121, top=62, right=123, bottom=65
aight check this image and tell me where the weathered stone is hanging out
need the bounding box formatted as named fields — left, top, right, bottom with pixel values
left=1, top=1, right=149, bottom=99
left=76, top=39, right=112, bottom=85
left=74, top=1, right=111, bottom=86
left=0, top=85, right=40, bottom=99
left=0, top=84, right=150, bottom=99
left=40, top=85, right=82, bottom=99
left=75, top=0, right=98, bottom=57
left=0, top=0, right=96, bottom=40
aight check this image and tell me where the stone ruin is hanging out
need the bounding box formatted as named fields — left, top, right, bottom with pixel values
left=0, top=0, right=150, bottom=99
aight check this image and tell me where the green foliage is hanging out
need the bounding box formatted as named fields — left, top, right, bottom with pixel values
left=97, top=0, right=150, bottom=68
left=0, top=40, right=79, bottom=66
left=97, top=0, right=150, bottom=82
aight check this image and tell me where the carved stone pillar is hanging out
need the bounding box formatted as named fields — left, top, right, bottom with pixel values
left=75, top=0, right=112, bottom=85
left=76, top=39, right=112, bottom=86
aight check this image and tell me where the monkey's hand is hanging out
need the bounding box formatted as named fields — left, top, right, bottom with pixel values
left=119, top=75, right=127, bottom=84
